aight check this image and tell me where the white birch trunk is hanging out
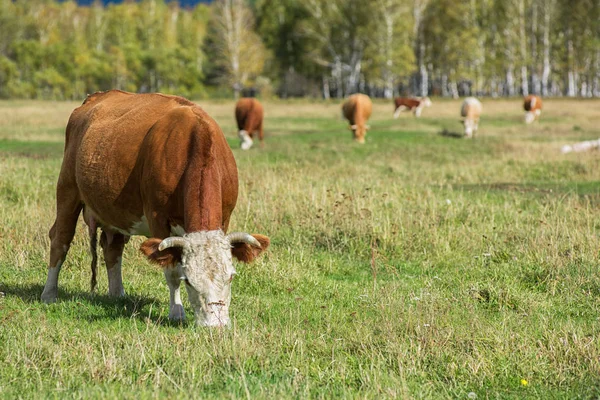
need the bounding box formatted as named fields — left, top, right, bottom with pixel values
left=506, top=65, right=515, bottom=96
left=530, top=2, right=540, bottom=94
left=382, top=4, right=394, bottom=99
left=519, top=0, right=529, bottom=96
left=567, top=32, right=576, bottom=97
left=413, top=0, right=429, bottom=97
left=322, top=75, right=330, bottom=99
left=541, top=2, right=551, bottom=96
left=594, top=50, right=600, bottom=97
left=333, top=57, right=343, bottom=98
left=420, top=50, right=428, bottom=97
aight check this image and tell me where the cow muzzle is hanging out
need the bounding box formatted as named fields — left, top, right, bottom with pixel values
left=525, top=111, right=535, bottom=124
left=238, top=130, right=253, bottom=150
left=198, top=301, right=230, bottom=327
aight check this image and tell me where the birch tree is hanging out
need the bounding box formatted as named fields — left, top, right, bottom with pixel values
left=208, top=0, right=269, bottom=98
left=518, top=0, right=529, bottom=96
left=422, top=0, right=479, bottom=97
left=366, top=0, right=414, bottom=98
left=300, top=0, right=372, bottom=97
left=412, top=0, right=429, bottom=96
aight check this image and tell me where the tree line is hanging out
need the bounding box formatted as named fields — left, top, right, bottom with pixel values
left=0, top=0, right=598, bottom=100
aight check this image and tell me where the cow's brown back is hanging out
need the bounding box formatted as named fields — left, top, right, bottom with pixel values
left=524, top=95, right=542, bottom=112
left=342, top=94, right=372, bottom=125
left=394, top=97, right=420, bottom=109
left=65, top=90, right=238, bottom=236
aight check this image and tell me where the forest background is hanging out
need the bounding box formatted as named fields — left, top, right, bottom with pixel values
left=0, top=0, right=598, bottom=100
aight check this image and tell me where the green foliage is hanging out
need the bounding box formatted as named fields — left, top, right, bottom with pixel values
left=363, top=0, right=415, bottom=91
left=0, top=0, right=599, bottom=98
left=423, top=0, right=480, bottom=81
left=204, top=0, right=271, bottom=97
left=0, top=0, right=210, bottom=100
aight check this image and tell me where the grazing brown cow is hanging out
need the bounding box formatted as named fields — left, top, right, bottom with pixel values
left=460, top=97, right=482, bottom=138
left=235, top=98, right=264, bottom=150
left=393, top=97, right=432, bottom=118
left=524, top=95, right=542, bottom=124
left=342, top=94, right=372, bottom=144
left=41, top=90, right=270, bottom=327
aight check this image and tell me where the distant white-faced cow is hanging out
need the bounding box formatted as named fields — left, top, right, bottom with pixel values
left=342, top=94, right=373, bottom=144
left=393, top=97, right=432, bottom=118
left=235, top=98, right=264, bottom=150
left=41, top=90, right=270, bottom=327
left=524, top=95, right=542, bottom=124
left=460, top=97, right=482, bottom=138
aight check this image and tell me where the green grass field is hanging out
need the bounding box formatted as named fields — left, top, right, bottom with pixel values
left=1, top=97, right=600, bottom=399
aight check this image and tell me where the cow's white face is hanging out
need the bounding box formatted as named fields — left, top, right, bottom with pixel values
left=463, top=119, right=477, bottom=138
left=141, top=230, right=268, bottom=328
left=525, top=111, right=535, bottom=124
left=238, top=130, right=253, bottom=150
left=350, top=124, right=369, bottom=144
left=178, top=231, right=236, bottom=327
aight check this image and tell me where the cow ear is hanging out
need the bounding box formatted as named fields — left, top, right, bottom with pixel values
left=140, top=238, right=183, bottom=268
left=231, top=234, right=270, bottom=263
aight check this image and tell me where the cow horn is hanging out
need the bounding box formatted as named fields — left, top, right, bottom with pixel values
left=158, top=237, right=189, bottom=251
left=227, top=232, right=261, bottom=248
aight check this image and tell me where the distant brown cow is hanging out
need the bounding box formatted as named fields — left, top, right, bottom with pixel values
left=235, top=98, right=264, bottom=150
left=41, top=90, right=270, bottom=327
left=342, top=94, right=372, bottom=144
left=524, top=95, right=542, bottom=124
left=393, top=97, right=432, bottom=118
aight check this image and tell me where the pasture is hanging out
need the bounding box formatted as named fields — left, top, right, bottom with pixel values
left=1, top=98, right=600, bottom=399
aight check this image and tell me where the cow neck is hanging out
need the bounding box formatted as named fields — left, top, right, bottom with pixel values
left=183, top=156, right=223, bottom=233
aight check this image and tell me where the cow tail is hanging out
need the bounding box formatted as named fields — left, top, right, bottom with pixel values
left=89, top=222, right=98, bottom=293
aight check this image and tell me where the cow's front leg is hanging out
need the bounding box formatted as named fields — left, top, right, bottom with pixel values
left=164, top=267, right=185, bottom=322
left=100, top=230, right=129, bottom=297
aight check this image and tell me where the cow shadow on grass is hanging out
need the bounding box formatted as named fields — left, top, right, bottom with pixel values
left=0, top=282, right=189, bottom=327
left=438, top=128, right=465, bottom=138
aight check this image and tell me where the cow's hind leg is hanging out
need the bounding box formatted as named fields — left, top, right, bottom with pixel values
left=83, top=211, right=99, bottom=292
left=41, top=193, right=83, bottom=303
left=100, top=230, right=129, bottom=297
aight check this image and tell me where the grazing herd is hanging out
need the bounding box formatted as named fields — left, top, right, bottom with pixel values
left=339, top=93, right=539, bottom=142
left=41, top=89, right=546, bottom=327
left=233, top=93, right=543, bottom=148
